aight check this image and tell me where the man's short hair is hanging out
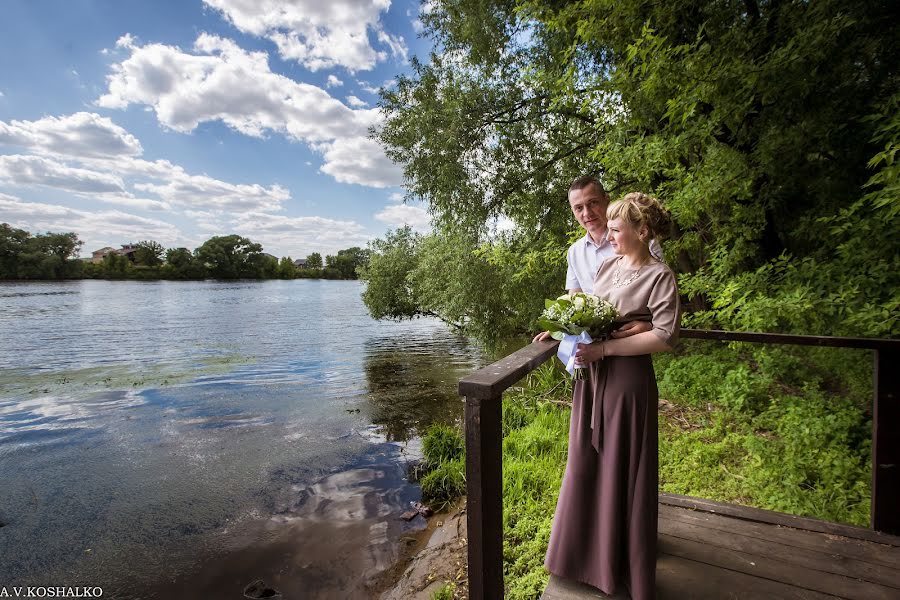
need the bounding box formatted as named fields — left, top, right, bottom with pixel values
left=569, top=175, right=606, bottom=194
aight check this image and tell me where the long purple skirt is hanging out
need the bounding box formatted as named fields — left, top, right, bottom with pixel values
left=544, top=355, right=658, bottom=600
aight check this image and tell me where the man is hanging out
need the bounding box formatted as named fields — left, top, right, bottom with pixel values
left=534, top=175, right=660, bottom=341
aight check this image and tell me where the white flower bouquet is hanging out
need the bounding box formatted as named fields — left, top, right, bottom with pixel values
left=538, top=292, right=619, bottom=379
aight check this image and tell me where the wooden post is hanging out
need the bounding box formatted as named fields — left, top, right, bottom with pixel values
left=465, top=394, right=504, bottom=600
left=872, top=349, right=900, bottom=535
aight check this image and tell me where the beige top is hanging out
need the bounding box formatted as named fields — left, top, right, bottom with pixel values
left=592, top=256, right=681, bottom=347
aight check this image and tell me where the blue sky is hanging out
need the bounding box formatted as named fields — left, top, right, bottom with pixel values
left=0, top=0, right=434, bottom=258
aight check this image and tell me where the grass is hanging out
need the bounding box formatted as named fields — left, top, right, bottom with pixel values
left=419, top=342, right=872, bottom=598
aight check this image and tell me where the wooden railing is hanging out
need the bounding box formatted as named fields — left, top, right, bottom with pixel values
left=457, top=329, right=900, bottom=600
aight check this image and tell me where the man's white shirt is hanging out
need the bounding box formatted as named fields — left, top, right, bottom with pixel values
left=565, top=231, right=663, bottom=292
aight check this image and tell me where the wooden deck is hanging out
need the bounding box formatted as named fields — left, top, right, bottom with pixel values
left=542, top=495, right=900, bottom=600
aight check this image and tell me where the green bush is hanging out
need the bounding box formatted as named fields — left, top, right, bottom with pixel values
left=421, top=457, right=466, bottom=509
left=423, top=424, right=465, bottom=470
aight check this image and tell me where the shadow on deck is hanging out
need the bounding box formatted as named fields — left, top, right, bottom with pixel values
left=542, top=495, right=900, bottom=600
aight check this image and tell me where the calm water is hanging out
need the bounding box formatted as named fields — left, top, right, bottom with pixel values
left=0, top=279, right=487, bottom=598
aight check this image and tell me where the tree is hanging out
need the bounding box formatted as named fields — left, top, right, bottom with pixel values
left=194, top=235, right=264, bottom=279
left=306, top=252, right=323, bottom=269
left=278, top=256, right=296, bottom=279
left=374, top=0, right=900, bottom=338
left=0, top=225, right=83, bottom=279
left=163, top=247, right=204, bottom=279
left=134, top=240, right=164, bottom=267
left=0, top=223, right=30, bottom=279
left=325, top=246, right=370, bottom=279
left=359, top=227, right=424, bottom=319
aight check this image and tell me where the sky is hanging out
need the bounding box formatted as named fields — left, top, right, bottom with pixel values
left=0, top=0, right=434, bottom=259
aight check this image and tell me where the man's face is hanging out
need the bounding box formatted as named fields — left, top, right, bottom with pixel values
left=568, top=183, right=609, bottom=242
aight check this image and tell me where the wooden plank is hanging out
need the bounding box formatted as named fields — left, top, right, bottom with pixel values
left=680, top=329, right=900, bottom=351
left=659, top=533, right=899, bottom=600
left=656, top=552, right=840, bottom=600
left=872, top=348, right=900, bottom=535
left=543, top=554, right=840, bottom=600
left=659, top=504, right=900, bottom=570
left=458, top=340, right=558, bottom=399
left=464, top=394, right=503, bottom=600
left=659, top=494, right=900, bottom=547
left=658, top=515, right=900, bottom=589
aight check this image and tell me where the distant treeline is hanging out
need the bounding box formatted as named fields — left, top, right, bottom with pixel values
left=0, top=224, right=369, bottom=281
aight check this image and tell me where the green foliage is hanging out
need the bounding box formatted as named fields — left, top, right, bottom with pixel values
left=305, top=252, right=323, bottom=269
left=421, top=458, right=466, bottom=510
left=324, top=246, right=369, bottom=279
left=359, top=226, right=424, bottom=319
left=431, top=582, right=456, bottom=600
left=423, top=424, right=465, bottom=469
left=376, top=0, right=900, bottom=340
left=194, top=234, right=264, bottom=279
left=419, top=424, right=467, bottom=509
left=133, top=240, right=164, bottom=267
left=0, top=223, right=83, bottom=280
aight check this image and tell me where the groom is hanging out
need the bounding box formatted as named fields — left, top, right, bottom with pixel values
left=534, top=175, right=660, bottom=342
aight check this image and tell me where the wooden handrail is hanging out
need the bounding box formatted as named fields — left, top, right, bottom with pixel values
left=458, top=328, right=900, bottom=599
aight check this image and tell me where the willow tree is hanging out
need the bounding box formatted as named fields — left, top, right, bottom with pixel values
left=373, top=0, right=899, bottom=338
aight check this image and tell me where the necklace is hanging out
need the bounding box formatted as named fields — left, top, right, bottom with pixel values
left=612, top=257, right=644, bottom=288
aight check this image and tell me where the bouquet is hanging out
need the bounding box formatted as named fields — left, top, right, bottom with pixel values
left=538, top=292, right=619, bottom=379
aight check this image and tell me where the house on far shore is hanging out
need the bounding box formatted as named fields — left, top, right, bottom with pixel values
left=293, top=258, right=308, bottom=269
left=91, top=244, right=138, bottom=264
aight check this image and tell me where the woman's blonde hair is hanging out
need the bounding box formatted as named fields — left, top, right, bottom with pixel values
left=606, top=192, right=672, bottom=241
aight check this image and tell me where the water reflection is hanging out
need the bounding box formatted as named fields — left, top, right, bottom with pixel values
left=362, top=333, right=480, bottom=441
left=0, top=280, right=486, bottom=595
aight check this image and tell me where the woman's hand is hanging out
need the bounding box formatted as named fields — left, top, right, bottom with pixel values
left=532, top=331, right=553, bottom=343
left=574, top=341, right=605, bottom=366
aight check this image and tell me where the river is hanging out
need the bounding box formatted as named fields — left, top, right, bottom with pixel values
left=0, top=279, right=487, bottom=599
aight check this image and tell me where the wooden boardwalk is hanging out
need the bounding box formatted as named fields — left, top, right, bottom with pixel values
left=542, top=495, right=900, bottom=600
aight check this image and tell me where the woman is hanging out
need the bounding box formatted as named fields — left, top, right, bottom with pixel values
left=544, top=192, right=680, bottom=600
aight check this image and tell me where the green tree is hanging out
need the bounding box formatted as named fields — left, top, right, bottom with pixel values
left=163, top=247, right=204, bottom=279
left=194, top=234, right=264, bottom=279
left=3, top=228, right=83, bottom=279
left=375, top=0, right=900, bottom=338
left=306, top=252, right=323, bottom=269
left=359, top=226, right=424, bottom=319
left=102, top=250, right=129, bottom=279
left=325, top=246, right=370, bottom=279
left=277, top=256, right=296, bottom=279
left=134, top=240, right=164, bottom=267
left=0, top=223, right=30, bottom=279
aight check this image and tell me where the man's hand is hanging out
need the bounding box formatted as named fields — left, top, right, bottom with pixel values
left=610, top=320, right=652, bottom=338
left=532, top=331, right=553, bottom=343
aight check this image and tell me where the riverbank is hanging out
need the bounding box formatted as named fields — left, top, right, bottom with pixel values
left=378, top=497, right=469, bottom=600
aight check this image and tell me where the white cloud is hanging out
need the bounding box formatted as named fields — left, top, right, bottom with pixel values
left=316, top=136, right=402, bottom=188
left=411, top=19, right=425, bottom=34
left=374, top=202, right=430, bottom=230
left=0, top=193, right=186, bottom=252
left=97, top=34, right=400, bottom=188
left=229, top=212, right=371, bottom=257
left=346, top=95, right=368, bottom=108
left=326, top=74, right=343, bottom=87
left=203, top=0, right=400, bottom=73
left=0, top=154, right=126, bottom=195
left=0, top=112, right=143, bottom=158
left=0, top=113, right=293, bottom=213
left=376, top=30, right=408, bottom=62
left=134, top=173, right=290, bottom=212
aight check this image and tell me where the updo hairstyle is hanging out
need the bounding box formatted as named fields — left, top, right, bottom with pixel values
left=606, top=192, right=672, bottom=241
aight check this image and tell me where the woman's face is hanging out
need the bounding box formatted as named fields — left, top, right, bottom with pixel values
left=606, top=217, right=647, bottom=256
